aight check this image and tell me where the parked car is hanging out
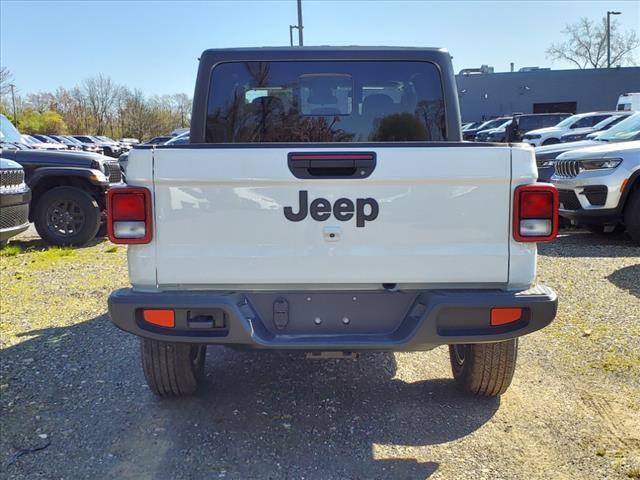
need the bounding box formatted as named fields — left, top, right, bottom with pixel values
left=21, top=134, right=66, bottom=150
left=118, top=137, right=140, bottom=146
left=108, top=46, right=559, bottom=399
left=617, top=92, right=640, bottom=112
left=1, top=115, right=123, bottom=246
left=463, top=117, right=509, bottom=141
left=461, top=121, right=483, bottom=131
left=165, top=132, right=189, bottom=145
left=47, top=135, right=83, bottom=151
left=551, top=141, right=640, bottom=243
left=143, top=136, right=172, bottom=145
left=474, top=118, right=513, bottom=142
left=535, top=112, right=640, bottom=181
left=522, top=112, right=619, bottom=147
left=0, top=157, right=31, bottom=247
left=60, top=135, right=103, bottom=154
left=73, top=135, right=122, bottom=158
left=481, top=113, right=571, bottom=143
left=560, top=112, right=632, bottom=143
left=31, top=134, right=72, bottom=150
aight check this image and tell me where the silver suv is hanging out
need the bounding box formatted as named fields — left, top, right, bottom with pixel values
left=551, top=141, right=640, bottom=243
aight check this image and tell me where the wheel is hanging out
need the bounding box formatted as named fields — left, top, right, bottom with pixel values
left=449, top=339, right=518, bottom=396
left=542, top=138, right=560, bottom=146
left=141, top=339, right=207, bottom=397
left=34, top=187, right=101, bottom=246
left=624, top=188, right=640, bottom=244
left=96, top=222, right=107, bottom=238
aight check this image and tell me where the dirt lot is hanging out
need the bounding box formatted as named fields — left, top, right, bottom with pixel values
left=1, top=230, right=638, bottom=479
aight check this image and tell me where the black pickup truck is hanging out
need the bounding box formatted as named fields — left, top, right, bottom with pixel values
left=0, top=115, right=123, bottom=246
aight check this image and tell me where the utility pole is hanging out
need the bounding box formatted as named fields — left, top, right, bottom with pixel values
left=289, top=0, right=304, bottom=46
left=9, top=83, right=17, bottom=124
left=297, top=0, right=304, bottom=46
left=607, top=11, right=621, bottom=68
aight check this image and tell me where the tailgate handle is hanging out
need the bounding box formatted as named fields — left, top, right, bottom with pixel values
left=288, top=152, right=376, bottom=179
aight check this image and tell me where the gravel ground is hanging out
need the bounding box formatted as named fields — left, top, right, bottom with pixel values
left=0, top=230, right=638, bottom=479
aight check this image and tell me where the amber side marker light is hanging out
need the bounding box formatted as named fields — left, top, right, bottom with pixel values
left=490, top=308, right=523, bottom=326
left=142, top=309, right=175, bottom=328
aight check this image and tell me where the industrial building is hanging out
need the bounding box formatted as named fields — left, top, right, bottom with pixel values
left=455, top=66, right=640, bottom=122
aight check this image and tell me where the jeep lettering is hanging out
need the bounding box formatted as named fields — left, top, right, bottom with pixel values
left=284, top=191, right=379, bottom=227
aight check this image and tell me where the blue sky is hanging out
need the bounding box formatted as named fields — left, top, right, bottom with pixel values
left=1, top=0, right=638, bottom=96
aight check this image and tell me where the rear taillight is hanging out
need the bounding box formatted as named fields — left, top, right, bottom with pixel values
left=107, top=187, right=152, bottom=244
left=513, top=183, right=558, bottom=242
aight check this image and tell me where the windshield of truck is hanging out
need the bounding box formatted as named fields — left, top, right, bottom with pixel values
left=206, top=61, right=446, bottom=143
left=596, top=112, right=640, bottom=142
left=0, top=114, right=22, bottom=143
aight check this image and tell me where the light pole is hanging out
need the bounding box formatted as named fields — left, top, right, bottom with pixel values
left=288, top=0, right=304, bottom=46
left=607, top=11, right=621, bottom=68
left=9, top=83, right=17, bottom=124
left=297, top=0, right=304, bottom=46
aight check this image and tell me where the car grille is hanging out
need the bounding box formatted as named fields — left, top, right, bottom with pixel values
left=558, top=189, right=581, bottom=210
left=104, top=162, right=123, bottom=183
left=0, top=168, right=25, bottom=188
left=555, top=160, right=580, bottom=178
left=0, top=203, right=29, bottom=230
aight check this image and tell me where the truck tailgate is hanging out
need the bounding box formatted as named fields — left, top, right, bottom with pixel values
left=152, top=146, right=512, bottom=287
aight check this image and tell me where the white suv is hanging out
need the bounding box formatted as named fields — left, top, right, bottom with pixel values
left=523, top=112, right=617, bottom=147
left=551, top=141, right=640, bottom=243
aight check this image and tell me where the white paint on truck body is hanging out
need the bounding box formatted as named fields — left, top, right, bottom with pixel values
left=123, top=144, right=539, bottom=290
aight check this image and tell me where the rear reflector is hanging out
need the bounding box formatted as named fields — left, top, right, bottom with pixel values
left=107, top=187, right=152, bottom=244
left=513, top=184, right=558, bottom=242
left=491, top=308, right=523, bottom=326
left=142, top=309, right=175, bottom=328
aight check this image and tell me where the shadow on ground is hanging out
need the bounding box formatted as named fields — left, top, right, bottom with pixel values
left=608, top=264, right=640, bottom=298
left=539, top=229, right=638, bottom=258
left=0, top=315, right=500, bottom=479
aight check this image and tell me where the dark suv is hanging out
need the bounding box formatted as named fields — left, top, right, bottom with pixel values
left=1, top=115, right=123, bottom=246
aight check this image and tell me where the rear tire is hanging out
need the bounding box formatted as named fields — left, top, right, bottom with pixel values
left=33, top=186, right=100, bottom=246
left=141, top=339, right=207, bottom=397
left=624, top=188, right=640, bottom=244
left=449, top=340, right=518, bottom=396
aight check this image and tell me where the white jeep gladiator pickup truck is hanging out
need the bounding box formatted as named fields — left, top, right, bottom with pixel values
left=108, top=47, right=559, bottom=398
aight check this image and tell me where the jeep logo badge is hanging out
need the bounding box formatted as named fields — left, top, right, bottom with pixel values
left=284, top=190, right=379, bottom=227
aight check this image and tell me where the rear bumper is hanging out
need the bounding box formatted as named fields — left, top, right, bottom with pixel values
left=108, top=286, right=558, bottom=351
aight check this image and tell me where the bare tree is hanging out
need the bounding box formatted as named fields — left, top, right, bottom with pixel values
left=83, top=74, right=119, bottom=134
left=547, top=16, right=639, bottom=68
left=0, top=66, right=13, bottom=95
left=27, top=92, right=56, bottom=113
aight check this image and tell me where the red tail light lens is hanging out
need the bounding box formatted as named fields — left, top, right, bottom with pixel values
left=520, top=191, right=554, bottom=218
left=112, top=193, right=145, bottom=221
left=107, top=187, right=152, bottom=244
left=513, top=184, right=558, bottom=242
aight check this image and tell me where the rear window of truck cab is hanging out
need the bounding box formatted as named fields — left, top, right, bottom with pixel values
left=205, top=61, right=446, bottom=143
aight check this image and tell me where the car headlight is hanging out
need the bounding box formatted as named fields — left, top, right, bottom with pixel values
left=579, top=158, right=622, bottom=170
